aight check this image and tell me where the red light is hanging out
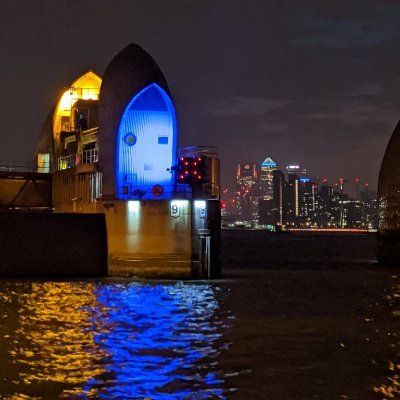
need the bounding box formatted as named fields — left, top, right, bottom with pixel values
left=198, top=175, right=202, bottom=179
left=193, top=162, right=197, bottom=166
left=184, top=171, right=189, bottom=175
left=185, top=162, right=189, bottom=166
left=198, top=157, right=202, bottom=161
left=193, top=171, right=197, bottom=174
left=179, top=175, right=184, bottom=179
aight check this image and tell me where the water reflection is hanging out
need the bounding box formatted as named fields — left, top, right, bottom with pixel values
left=372, top=274, right=400, bottom=399
left=0, top=281, right=233, bottom=399
left=88, top=283, right=231, bottom=399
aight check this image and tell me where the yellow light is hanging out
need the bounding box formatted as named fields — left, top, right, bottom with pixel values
left=81, top=88, right=99, bottom=100
left=59, top=91, right=75, bottom=111
left=53, top=71, right=102, bottom=144
left=128, top=200, right=140, bottom=213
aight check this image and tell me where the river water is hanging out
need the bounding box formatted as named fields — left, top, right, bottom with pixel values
left=1, top=232, right=400, bottom=399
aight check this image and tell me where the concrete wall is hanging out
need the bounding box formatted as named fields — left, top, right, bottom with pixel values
left=104, top=200, right=192, bottom=278
left=0, top=213, right=108, bottom=277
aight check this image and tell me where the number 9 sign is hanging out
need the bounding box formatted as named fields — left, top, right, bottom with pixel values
left=170, top=201, right=180, bottom=218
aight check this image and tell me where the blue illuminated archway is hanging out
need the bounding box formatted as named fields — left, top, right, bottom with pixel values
left=116, top=83, right=177, bottom=200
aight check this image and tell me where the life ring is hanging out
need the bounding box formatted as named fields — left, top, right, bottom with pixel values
left=151, top=185, right=164, bottom=197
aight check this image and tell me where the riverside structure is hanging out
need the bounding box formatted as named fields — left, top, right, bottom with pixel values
left=1, top=44, right=221, bottom=279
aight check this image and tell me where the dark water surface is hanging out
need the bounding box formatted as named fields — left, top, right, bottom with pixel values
left=1, top=233, right=400, bottom=399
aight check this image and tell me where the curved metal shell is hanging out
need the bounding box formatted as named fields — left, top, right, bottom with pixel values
left=378, top=120, right=400, bottom=232
left=99, top=44, right=172, bottom=198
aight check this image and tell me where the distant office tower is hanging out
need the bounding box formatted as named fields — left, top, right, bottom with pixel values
left=236, top=163, right=258, bottom=221
left=286, top=173, right=299, bottom=225
left=299, top=181, right=317, bottom=220
left=260, top=157, right=277, bottom=200
left=320, top=185, right=334, bottom=210
left=286, top=164, right=307, bottom=176
left=272, top=169, right=285, bottom=226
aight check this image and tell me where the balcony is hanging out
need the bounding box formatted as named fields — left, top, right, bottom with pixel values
left=57, top=148, right=98, bottom=171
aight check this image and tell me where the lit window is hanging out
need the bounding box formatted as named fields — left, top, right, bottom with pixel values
left=124, top=133, right=137, bottom=146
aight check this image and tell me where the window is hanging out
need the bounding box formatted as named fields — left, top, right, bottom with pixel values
left=158, top=136, right=168, bottom=145
left=124, top=133, right=137, bottom=146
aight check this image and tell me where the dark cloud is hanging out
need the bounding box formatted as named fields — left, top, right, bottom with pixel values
left=291, top=2, right=400, bottom=48
left=202, top=97, right=291, bottom=117
left=0, top=0, right=398, bottom=195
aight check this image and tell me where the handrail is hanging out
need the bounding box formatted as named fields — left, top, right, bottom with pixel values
left=179, top=146, right=219, bottom=158
left=0, top=162, right=37, bottom=172
left=57, top=149, right=98, bottom=170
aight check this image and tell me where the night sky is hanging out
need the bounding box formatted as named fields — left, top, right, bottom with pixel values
left=0, top=0, right=399, bottom=194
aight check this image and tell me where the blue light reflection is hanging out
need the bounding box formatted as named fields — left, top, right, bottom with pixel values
left=84, top=282, right=231, bottom=399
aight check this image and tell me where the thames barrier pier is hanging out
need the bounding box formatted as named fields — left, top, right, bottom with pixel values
left=378, top=120, right=400, bottom=264
left=0, top=44, right=221, bottom=279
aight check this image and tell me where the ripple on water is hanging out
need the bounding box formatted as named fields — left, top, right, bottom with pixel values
left=0, top=281, right=235, bottom=399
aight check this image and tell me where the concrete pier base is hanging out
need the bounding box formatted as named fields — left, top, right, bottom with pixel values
left=108, top=253, right=191, bottom=279
left=377, top=231, right=400, bottom=265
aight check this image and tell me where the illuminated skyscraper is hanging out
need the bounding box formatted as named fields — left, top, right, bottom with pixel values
left=286, top=173, right=299, bottom=225
left=260, top=157, right=277, bottom=200
left=272, top=169, right=285, bottom=226
left=286, top=164, right=307, bottom=176
left=236, top=163, right=258, bottom=221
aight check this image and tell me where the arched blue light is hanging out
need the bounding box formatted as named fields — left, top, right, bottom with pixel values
left=116, top=83, right=177, bottom=200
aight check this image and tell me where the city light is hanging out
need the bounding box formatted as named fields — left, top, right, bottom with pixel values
left=230, top=158, right=377, bottom=229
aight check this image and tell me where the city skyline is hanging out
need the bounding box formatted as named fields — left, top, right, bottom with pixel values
left=227, top=158, right=377, bottom=229
left=0, top=1, right=398, bottom=194
left=230, top=155, right=373, bottom=198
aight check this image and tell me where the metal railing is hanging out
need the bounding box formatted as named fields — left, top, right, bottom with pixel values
left=179, top=146, right=219, bottom=158
left=57, top=149, right=98, bottom=170
left=0, top=162, right=36, bottom=172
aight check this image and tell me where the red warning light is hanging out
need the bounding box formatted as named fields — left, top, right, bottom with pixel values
left=177, top=156, right=207, bottom=184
